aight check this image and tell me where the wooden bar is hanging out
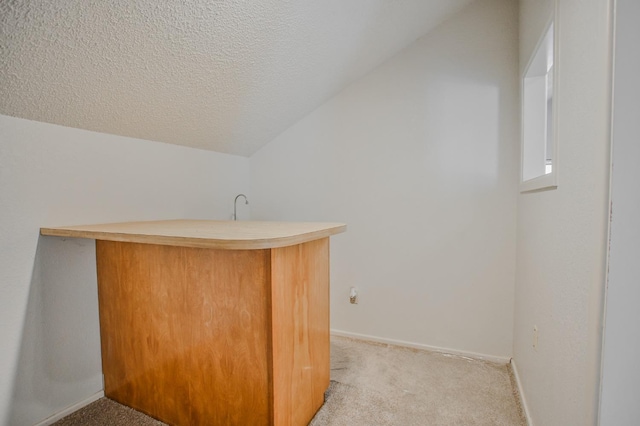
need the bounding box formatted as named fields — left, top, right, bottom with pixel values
left=41, top=220, right=345, bottom=426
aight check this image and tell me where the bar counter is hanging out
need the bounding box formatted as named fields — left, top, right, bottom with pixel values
left=41, top=219, right=346, bottom=426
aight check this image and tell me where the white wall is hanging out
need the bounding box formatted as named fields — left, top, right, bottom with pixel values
left=599, top=0, right=640, bottom=423
left=513, top=0, right=613, bottom=425
left=251, top=0, right=519, bottom=359
left=0, top=114, right=250, bottom=425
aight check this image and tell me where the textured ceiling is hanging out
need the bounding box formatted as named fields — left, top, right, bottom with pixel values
left=1, top=0, right=474, bottom=156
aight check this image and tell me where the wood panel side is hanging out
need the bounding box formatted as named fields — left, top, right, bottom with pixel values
left=97, top=240, right=190, bottom=423
left=184, top=247, right=273, bottom=425
left=270, top=238, right=330, bottom=426
left=96, top=240, right=272, bottom=425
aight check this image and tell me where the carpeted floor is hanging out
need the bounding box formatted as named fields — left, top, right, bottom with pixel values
left=54, top=336, right=526, bottom=425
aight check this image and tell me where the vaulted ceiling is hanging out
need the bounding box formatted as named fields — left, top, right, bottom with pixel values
left=1, top=0, right=474, bottom=156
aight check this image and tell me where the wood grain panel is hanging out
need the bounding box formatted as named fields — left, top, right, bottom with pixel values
left=270, top=238, right=330, bottom=426
left=96, top=240, right=272, bottom=425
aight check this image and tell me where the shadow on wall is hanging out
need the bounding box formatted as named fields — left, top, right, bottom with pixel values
left=9, top=236, right=103, bottom=425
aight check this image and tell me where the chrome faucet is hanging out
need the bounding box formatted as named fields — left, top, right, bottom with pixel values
left=233, top=194, right=249, bottom=221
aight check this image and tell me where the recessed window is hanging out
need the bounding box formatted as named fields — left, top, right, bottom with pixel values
left=521, top=21, right=557, bottom=192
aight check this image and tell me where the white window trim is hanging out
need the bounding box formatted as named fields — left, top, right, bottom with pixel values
left=520, top=6, right=559, bottom=193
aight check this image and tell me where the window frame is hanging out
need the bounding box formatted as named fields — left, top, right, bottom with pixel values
left=520, top=10, right=559, bottom=193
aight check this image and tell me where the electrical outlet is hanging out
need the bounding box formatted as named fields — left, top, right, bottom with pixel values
left=533, top=325, right=539, bottom=350
left=349, top=287, right=358, bottom=304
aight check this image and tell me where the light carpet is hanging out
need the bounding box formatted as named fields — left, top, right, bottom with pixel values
left=54, top=336, right=525, bottom=425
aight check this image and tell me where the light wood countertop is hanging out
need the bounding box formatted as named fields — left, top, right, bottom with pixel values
left=40, top=219, right=346, bottom=250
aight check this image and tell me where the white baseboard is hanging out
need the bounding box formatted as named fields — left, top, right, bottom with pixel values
left=510, top=358, right=533, bottom=426
left=330, top=329, right=511, bottom=364
left=34, top=391, right=105, bottom=426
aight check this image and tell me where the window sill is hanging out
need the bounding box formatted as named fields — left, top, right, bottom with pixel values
left=520, top=172, right=558, bottom=193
